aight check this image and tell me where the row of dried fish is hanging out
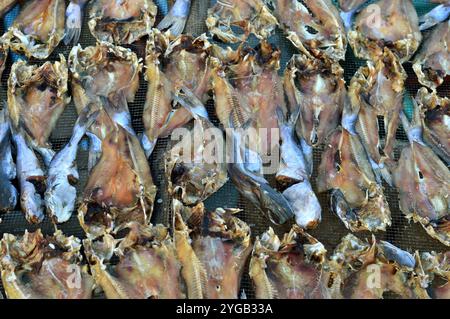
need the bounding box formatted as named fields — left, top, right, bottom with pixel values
left=0, top=210, right=448, bottom=299
left=206, top=0, right=449, bottom=90
left=0, top=0, right=191, bottom=59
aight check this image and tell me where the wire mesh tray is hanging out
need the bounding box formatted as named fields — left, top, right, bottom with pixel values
left=0, top=0, right=448, bottom=299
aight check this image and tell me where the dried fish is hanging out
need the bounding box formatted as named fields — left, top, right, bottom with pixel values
left=393, top=108, right=450, bottom=246
left=64, top=0, right=90, bottom=45
left=419, top=1, right=450, bottom=30
left=270, top=0, right=347, bottom=61
left=173, top=200, right=251, bottom=299
left=250, top=226, right=334, bottom=299
left=0, top=108, right=17, bottom=212
left=8, top=56, right=70, bottom=167
left=69, top=42, right=141, bottom=170
left=329, top=234, right=429, bottom=299
left=157, top=0, right=192, bottom=36
left=276, top=108, right=321, bottom=229
left=0, top=230, right=94, bottom=299
left=348, top=0, right=422, bottom=63
left=349, top=48, right=407, bottom=184
left=45, top=108, right=99, bottom=224
left=415, top=88, right=450, bottom=165
left=165, top=90, right=227, bottom=206
left=417, top=252, right=450, bottom=299
left=413, top=20, right=449, bottom=90
left=88, top=0, right=157, bottom=45
left=284, top=53, right=346, bottom=149
left=206, top=0, right=278, bottom=43
left=1, top=0, right=66, bottom=59
left=142, top=31, right=213, bottom=157
left=317, top=99, right=391, bottom=232
left=84, top=222, right=185, bottom=299
left=11, top=127, right=45, bottom=224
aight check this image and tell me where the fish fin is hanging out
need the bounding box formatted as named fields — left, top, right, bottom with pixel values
left=64, top=2, right=83, bottom=45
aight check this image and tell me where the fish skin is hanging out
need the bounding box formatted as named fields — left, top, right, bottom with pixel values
left=272, top=0, right=347, bottom=61
left=157, top=0, right=191, bottom=36
left=45, top=108, right=99, bottom=224
left=88, top=0, right=157, bottom=45
left=7, top=56, right=70, bottom=167
left=250, top=227, right=333, bottom=299
left=1, top=0, right=66, bottom=59
left=84, top=222, right=186, bottom=299
left=11, top=128, right=45, bottom=224
left=0, top=108, right=17, bottom=212
left=329, top=234, right=429, bottom=299
left=206, top=0, right=278, bottom=43
left=0, top=229, right=94, bottom=299
left=413, top=20, right=450, bottom=90
left=348, top=0, right=422, bottom=63
left=393, top=110, right=450, bottom=246
left=284, top=53, right=346, bottom=149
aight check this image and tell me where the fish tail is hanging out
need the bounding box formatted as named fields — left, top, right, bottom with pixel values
left=175, top=86, right=209, bottom=120
left=157, top=0, right=191, bottom=36
left=72, top=107, right=100, bottom=144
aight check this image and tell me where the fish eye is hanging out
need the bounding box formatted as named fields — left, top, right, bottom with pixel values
left=216, top=285, right=221, bottom=291
left=418, top=171, right=424, bottom=180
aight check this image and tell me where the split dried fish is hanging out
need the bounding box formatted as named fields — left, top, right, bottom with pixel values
left=0, top=108, right=17, bottom=212
left=413, top=20, right=449, bottom=90
left=284, top=53, right=346, bottom=151
left=393, top=108, right=450, bottom=246
left=78, top=98, right=157, bottom=239
left=228, top=119, right=295, bottom=225
left=348, top=48, right=407, bottom=184
left=249, top=226, right=334, bottom=299
left=142, top=31, right=213, bottom=157
left=8, top=56, right=70, bottom=167
left=157, top=0, right=192, bottom=37
left=0, top=230, right=94, bottom=299
left=212, top=41, right=287, bottom=157
left=64, top=0, right=90, bottom=45
left=84, top=222, right=185, bottom=299
left=88, top=0, right=157, bottom=45
left=1, top=0, right=66, bottom=59
left=269, top=0, right=347, bottom=61
left=173, top=200, right=252, bottom=299
left=206, top=0, right=278, bottom=43
left=69, top=42, right=141, bottom=170
left=329, top=234, right=428, bottom=299
left=348, top=0, right=422, bottom=63
left=416, top=88, right=449, bottom=165
left=317, top=100, right=391, bottom=232
left=45, top=107, right=99, bottom=224
left=417, top=252, right=450, bottom=299
left=165, top=91, right=227, bottom=206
